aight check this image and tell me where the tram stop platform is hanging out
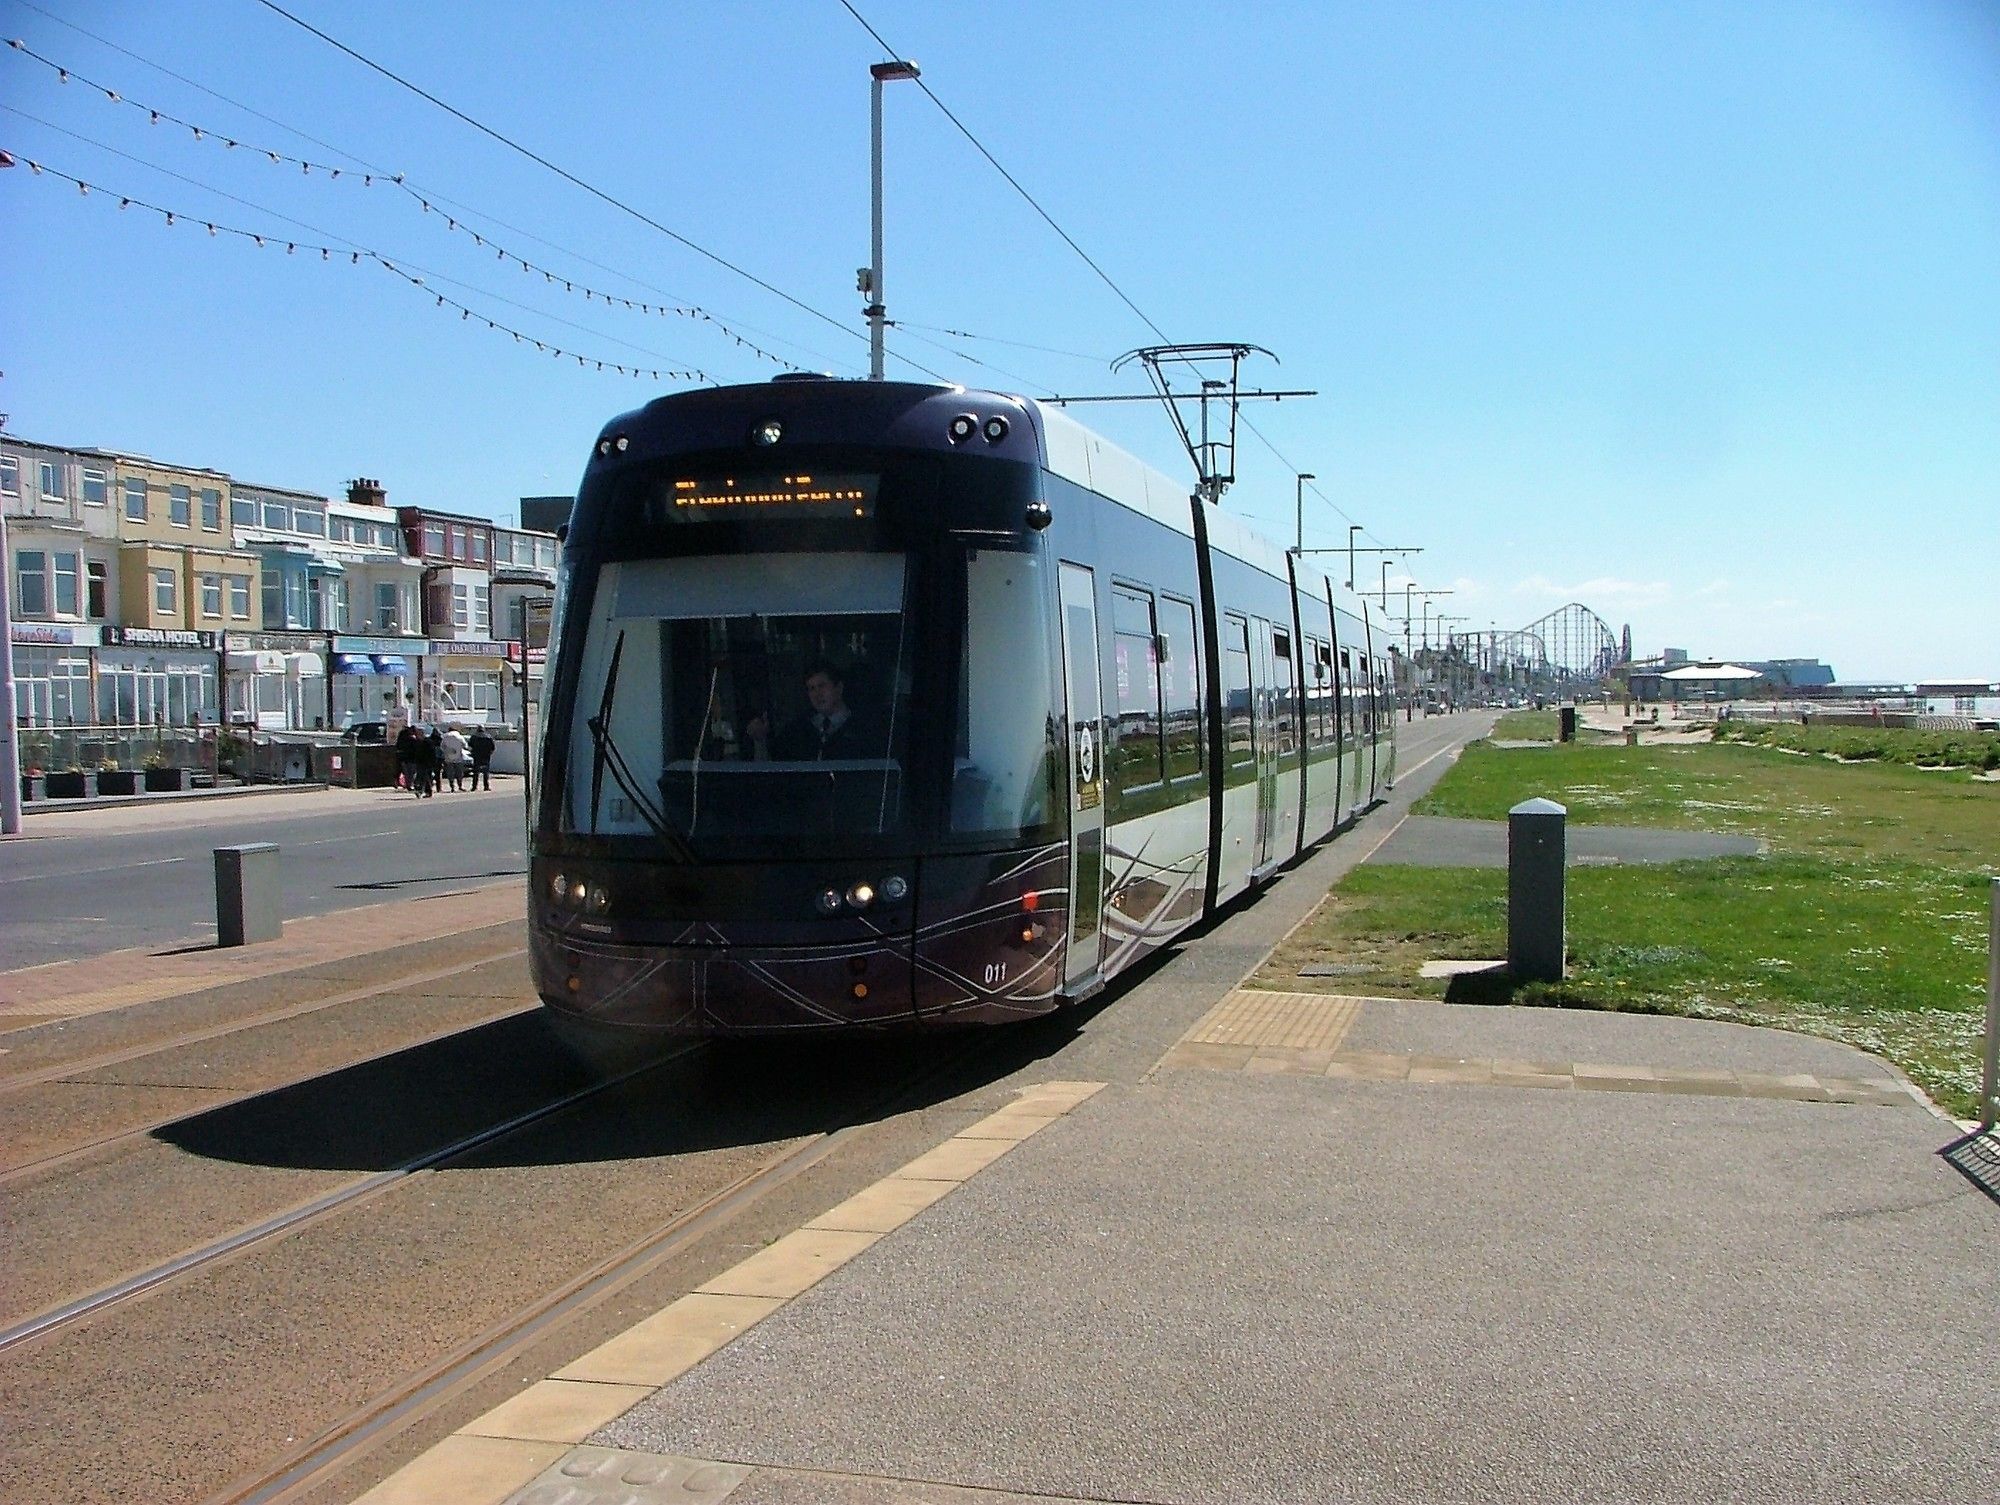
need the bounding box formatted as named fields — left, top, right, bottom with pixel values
left=356, top=838, right=1998, bottom=1504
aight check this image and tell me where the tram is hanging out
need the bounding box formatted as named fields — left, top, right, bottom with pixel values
left=528, top=377, right=1398, bottom=1036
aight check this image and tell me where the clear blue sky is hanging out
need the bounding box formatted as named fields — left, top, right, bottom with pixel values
left=3, top=0, right=1994, bottom=681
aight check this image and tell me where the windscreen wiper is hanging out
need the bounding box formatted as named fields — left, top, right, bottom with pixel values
left=583, top=630, right=695, bottom=861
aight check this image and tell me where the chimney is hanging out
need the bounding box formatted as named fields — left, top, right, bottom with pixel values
left=347, top=477, right=387, bottom=507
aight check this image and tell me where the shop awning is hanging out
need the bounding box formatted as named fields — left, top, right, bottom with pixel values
left=227, top=650, right=289, bottom=674
left=290, top=652, right=326, bottom=676
left=372, top=654, right=411, bottom=676
left=333, top=652, right=376, bottom=675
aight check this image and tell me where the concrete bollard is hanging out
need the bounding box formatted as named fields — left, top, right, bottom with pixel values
left=1625, top=727, right=1639, bottom=747
left=215, top=843, right=282, bottom=947
left=1508, top=798, right=1566, bottom=982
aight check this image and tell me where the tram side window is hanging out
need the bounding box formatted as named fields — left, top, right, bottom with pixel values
left=1341, top=649, right=1357, bottom=741
left=1159, top=595, right=1203, bottom=781
left=1307, top=639, right=1335, bottom=748
left=1109, top=584, right=1163, bottom=798
left=1272, top=629, right=1297, bottom=758
left=951, top=547, right=1059, bottom=842
left=1223, top=615, right=1254, bottom=769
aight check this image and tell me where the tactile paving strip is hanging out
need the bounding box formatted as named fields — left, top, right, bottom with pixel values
left=1182, top=989, right=1363, bottom=1052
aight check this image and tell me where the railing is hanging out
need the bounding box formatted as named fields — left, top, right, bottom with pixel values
left=17, top=725, right=217, bottom=778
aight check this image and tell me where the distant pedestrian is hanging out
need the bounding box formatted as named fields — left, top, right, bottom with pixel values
left=394, top=723, right=422, bottom=797
left=467, top=726, right=495, bottom=791
left=422, top=726, right=444, bottom=798
left=441, top=725, right=471, bottom=792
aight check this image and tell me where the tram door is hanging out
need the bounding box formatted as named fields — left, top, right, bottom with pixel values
left=1250, top=617, right=1281, bottom=871
left=1058, top=563, right=1105, bottom=990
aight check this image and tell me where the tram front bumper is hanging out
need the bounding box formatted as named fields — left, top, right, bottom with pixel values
left=531, top=923, right=922, bottom=1034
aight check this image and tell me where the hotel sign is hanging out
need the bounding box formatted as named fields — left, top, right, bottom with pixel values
left=104, top=627, right=218, bottom=650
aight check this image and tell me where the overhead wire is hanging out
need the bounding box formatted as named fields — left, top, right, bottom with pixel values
left=834, top=0, right=1173, bottom=346
left=251, top=0, right=952, bottom=382
left=2, top=125, right=719, bottom=382
left=1, top=30, right=816, bottom=373
left=835, top=0, right=1424, bottom=566
left=13, top=0, right=857, bottom=374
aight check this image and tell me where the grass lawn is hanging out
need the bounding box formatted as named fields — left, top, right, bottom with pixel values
left=1257, top=737, right=1999, bottom=1118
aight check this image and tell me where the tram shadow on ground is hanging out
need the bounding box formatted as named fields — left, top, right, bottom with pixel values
left=152, top=1004, right=1095, bottom=1174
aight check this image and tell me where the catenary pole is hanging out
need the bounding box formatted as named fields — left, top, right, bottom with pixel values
left=867, top=59, right=920, bottom=381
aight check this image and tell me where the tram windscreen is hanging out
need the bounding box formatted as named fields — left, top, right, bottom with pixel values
left=560, top=552, right=913, bottom=851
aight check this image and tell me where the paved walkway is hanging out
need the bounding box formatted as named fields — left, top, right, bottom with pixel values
left=352, top=988, right=1992, bottom=1505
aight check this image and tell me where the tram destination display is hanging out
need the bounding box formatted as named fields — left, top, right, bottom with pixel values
left=651, top=471, right=878, bottom=523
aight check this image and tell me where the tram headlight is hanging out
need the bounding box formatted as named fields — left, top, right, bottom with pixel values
left=587, top=885, right=612, bottom=915
left=815, top=887, right=844, bottom=916
left=881, top=874, right=909, bottom=903
left=567, top=880, right=589, bottom=910
left=751, top=417, right=783, bottom=446
left=982, top=416, right=1009, bottom=443
left=846, top=882, right=876, bottom=910
left=947, top=413, right=977, bottom=444
left=550, top=872, right=570, bottom=904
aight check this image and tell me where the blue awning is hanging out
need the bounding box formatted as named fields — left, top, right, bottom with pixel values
left=333, top=653, right=375, bottom=675
left=372, top=654, right=411, bottom=676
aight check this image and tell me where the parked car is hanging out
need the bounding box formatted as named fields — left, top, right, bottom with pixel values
left=341, top=720, right=388, bottom=744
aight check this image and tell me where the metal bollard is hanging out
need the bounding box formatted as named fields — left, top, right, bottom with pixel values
left=1508, top=798, right=1566, bottom=982
left=215, top=843, right=282, bottom=947
left=1559, top=706, right=1578, bottom=742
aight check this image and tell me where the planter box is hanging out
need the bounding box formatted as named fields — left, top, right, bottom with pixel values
left=97, top=769, right=140, bottom=795
left=19, top=775, right=34, bottom=803
left=143, top=767, right=186, bottom=792
left=45, top=771, right=89, bottom=799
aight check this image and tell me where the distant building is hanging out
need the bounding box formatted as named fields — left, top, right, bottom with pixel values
left=1916, top=680, right=2000, bottom=719
left=1741, top=658, right=1835, bottom=688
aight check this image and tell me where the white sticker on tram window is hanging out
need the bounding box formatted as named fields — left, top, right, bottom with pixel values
left=1076, top=723, right=1097, bottom=786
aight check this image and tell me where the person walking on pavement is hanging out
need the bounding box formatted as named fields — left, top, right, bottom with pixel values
left=467, top=726, right=495, bottom=791
left=422, top=725, right=444, bottom=798
left=440, top=724, right=471, bottom=792
left=394, top=722, right=423, bottom=797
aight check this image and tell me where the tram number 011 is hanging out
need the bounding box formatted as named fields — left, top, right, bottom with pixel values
left=983, top=962, right=1008, bottom=986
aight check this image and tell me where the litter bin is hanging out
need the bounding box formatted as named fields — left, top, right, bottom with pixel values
left=1558, top=706, right=1578, bottom=743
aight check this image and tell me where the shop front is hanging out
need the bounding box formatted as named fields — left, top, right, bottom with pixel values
left=330, top=634, right=426, bottom=727
left=224, top=630, right=331, bottom=730
left=426, top=639, right=512, bottom=726
left=9, top=622, right=101, bottom=727
left=96, top=627, right=220, bottom=727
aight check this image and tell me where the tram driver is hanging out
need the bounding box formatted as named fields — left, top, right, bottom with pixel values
left=744, top=659, right=884, bottom=761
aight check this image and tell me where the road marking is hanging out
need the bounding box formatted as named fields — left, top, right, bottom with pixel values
left=0, top=856, right=186, bottom=886
left=296, top=829, right=405, bottom=846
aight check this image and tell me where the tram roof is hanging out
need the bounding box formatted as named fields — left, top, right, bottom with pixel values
left=1025, top=399, right=1313, bottom=588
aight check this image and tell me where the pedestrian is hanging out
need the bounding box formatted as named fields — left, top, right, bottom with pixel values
left=441, top=724, right=471, bottom=792
left=394, top=722, right=422, bottom=797
left=423, top=725, right=444, bottom=798
left=467, top=725, right=495, bottom=791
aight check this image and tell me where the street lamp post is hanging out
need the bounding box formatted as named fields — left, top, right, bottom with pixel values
left=1380, top=559, right=1392, bottom=610
left=1346, top=524, right=1362, bottom=590
left=866, top=58, right=921, bottom=382
left=1292, top=473, right=1315, bottom=557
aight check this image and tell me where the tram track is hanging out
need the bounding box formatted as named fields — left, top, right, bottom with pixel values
left=202, top=1025, right=1023, bottom=1505
left=0, top=947, right=534, bottom=1186
left=0, top=942, right=529, bottom=1098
